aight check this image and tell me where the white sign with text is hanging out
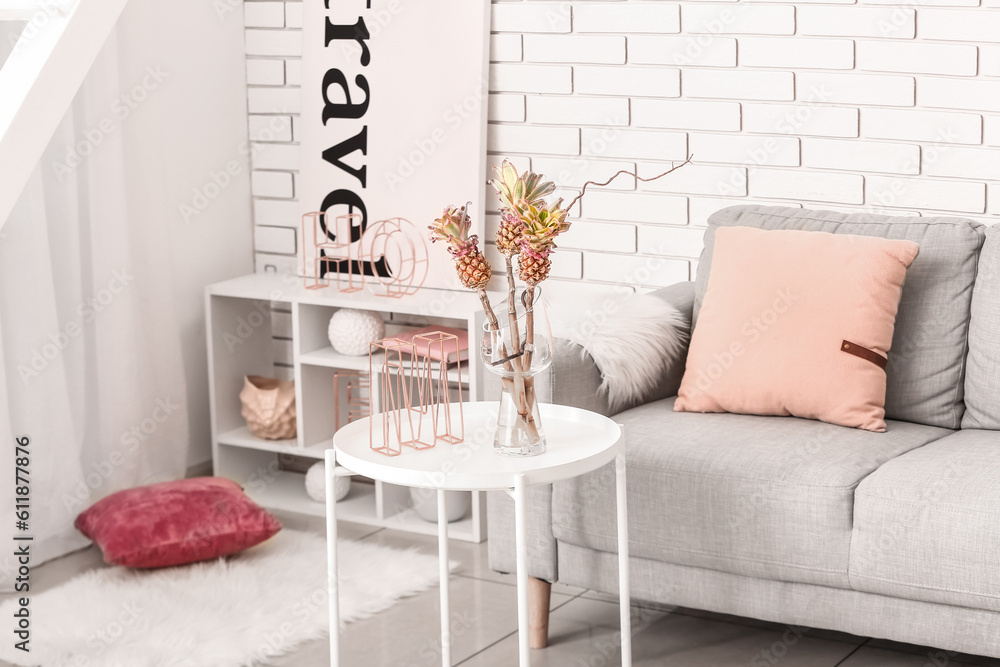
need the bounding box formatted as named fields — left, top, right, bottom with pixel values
left=299, top=0, right=490, bottom=290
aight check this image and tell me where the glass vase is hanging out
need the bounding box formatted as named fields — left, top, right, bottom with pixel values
left=481, top=288, right=552, bottom=456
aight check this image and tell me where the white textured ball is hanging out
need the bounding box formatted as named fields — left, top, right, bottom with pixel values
left=328, top=309, right=385, bottom=356
left=409, top=488, right=472, bottom=523
left=305, top=461, right=351, bottom=503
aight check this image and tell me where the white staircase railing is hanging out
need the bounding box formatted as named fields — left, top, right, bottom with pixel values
left=0, top=0, right=131, bottom=230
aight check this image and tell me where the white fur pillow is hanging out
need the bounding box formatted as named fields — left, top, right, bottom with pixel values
left=551, top=292, right=689, bottom=412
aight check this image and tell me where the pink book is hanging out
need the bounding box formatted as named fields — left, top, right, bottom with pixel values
left=395, top=327, right=469, bottom=364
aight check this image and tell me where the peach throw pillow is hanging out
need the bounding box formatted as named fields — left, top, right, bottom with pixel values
left=675, top=226, right=919, bottom=431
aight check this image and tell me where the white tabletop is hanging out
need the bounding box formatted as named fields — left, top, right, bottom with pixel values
left=332, top=402, right=622, bottom=491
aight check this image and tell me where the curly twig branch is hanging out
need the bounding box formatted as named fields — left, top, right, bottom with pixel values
left=565, top=155, right=694, bottom=212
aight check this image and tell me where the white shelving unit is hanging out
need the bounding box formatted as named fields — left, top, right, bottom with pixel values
left=206, top=272, right=492, bottom=542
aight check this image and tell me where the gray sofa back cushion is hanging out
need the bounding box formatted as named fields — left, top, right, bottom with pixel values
left=695, top=205, right=984, bottom=430
left=963, top=226, right=1000, bottom=429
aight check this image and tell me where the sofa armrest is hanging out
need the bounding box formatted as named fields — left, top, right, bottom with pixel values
left=545, top=280, right=695, bottom=417
left=485, top=281, right=695, bottom=582
left=638, top=280, right=695, bottom=405
left=537, top=338, right=618, bottom=418
left=487, top=486, right=558, bottom=582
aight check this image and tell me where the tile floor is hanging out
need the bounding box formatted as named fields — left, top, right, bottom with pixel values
left=9, top=516, right=1000, bottom=667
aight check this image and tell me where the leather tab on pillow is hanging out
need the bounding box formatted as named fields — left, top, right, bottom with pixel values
left=841, top=340, right=887, bottom=370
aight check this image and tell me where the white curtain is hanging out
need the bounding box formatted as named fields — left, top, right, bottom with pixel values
left=0, top=27, right=190, bottom=589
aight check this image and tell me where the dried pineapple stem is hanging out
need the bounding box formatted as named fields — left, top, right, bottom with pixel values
left=480, top=287, right=540, bottom=442
left=504, top=256, right=523, bottom=374
left=511, top=286, right=540, bottom=443
left=478, top=289, right=502, bottom=335
left=565, top=156, right=693, bottom=212
left=518, top=288, right=541, bottom=444
left=479, top=288, right=520, bottom=399
left=523, top=286, right=536, bottom=371
left=501, top=269, right=538, bottom=438
left=479, top=289, right=520, bottom=375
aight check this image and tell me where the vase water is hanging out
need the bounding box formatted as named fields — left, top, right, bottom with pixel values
left=481, top=289, right=552, bottom=456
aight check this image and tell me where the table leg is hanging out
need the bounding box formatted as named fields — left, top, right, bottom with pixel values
left=325, top=449, right=340, bottom=667
left=514, top=474, right=530, bottom=666
left=616, top=451, right=631, bottom=667
left=438, top=489, right=451, bottom=667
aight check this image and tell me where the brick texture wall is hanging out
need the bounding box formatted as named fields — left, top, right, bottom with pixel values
left=244, top=1, right=1000, bottom=294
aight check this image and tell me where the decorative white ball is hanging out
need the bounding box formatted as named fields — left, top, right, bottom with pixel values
left=327, top=309, right=385, bottom=356
left=305, top=461, right=351, bottom=503
left=409, top=488, right=472, bottom=523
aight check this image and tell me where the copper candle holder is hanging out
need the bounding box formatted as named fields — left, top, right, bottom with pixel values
left=412, top=331, right=464, bottom=446
left=366, top=331, right=467, bottom=457
left=369, top=338, right=431, bottom=456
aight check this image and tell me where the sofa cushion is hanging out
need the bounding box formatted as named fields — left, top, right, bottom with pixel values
left=963, top=225, right=1000, bottom=429
left=75, top=477, right=282, bottom=568
left=677, top=226, right=919, bottom=432
left=850, top=429, right=1000, bottom=611
left=551, top=397, right=951, bottom=589
left=695, top=205, right=984, bottom=429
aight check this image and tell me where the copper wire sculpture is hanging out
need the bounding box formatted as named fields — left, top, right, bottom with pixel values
left=369, top=338, right=426, bottom=456
left=360, top=218, right=429, bottom=299
left=333, top=370, right=370, bottom=431
left=413, top=331, right=464, bottom=446
left=301, top=211, right=364, bottom=292
left=367, top=332, right=465, bottom=457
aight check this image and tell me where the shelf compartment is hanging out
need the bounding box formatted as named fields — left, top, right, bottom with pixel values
left=239, top=463, right=480, bottom=541
left=217, top=426, right=299, bottom=454
left=207, top=294, right=280, bottom=436
left=218, top=427, right=332, bottom=460
left=379, top=504, right=477, bottom=541
left=246, top=472, right=377, bottom=522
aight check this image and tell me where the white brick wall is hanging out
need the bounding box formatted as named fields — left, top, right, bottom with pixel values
left=856, top=41, right=978, bottom=76
left=740, top=37, right=854, bottom=70
left=682, top=5, right=795, bottom=36
left=797, top=7, right=915, bottom=39
left=523, top=34, right=626, bottom=64
left=243, top=1, right=1000, bottom=291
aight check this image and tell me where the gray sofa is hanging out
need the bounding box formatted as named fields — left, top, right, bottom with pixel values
left=488, top=205, right=1000, bottom=657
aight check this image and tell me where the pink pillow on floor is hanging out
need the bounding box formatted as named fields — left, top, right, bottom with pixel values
left=675, top=226, right=919, bottom=432
left=75, top=477, right=281, bottom=568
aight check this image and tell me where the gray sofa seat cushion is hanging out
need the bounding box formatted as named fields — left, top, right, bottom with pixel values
left=696, top=205, right=984, bottom=430
left=851, top=429, right=1000, bottom=611
left=964, top=225, right=1000, bottom=429
left=551, top=397, right=951, bottom=589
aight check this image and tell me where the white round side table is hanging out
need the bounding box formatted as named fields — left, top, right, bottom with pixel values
left=325, top=401, right=631, bottom=667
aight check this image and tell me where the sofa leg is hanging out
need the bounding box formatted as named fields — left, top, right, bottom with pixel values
left=529, top=577, right=551, bottom=649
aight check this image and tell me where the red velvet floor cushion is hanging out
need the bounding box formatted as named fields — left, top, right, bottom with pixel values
left=75, top=477, right=281, bottom=568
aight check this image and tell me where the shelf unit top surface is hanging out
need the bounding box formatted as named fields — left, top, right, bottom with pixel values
left=333, top=402, right=623, bottom=491
left=207, top=272, right=498, bottom=318
left=301, top=346, right=467, bottom=381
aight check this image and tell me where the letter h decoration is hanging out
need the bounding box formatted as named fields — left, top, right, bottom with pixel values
left=301, top=211, right=364, bottom=292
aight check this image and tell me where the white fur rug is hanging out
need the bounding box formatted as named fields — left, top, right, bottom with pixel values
left=0, top=530, right=453, bottom=667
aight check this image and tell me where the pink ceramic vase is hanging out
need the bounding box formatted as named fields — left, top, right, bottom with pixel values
left=240, top=375, right=297, bottom=440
